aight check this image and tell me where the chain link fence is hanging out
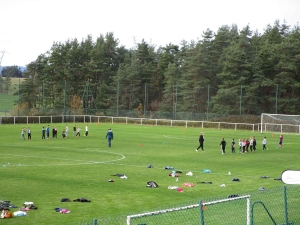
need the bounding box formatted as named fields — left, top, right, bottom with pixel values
left=61, top=185, right=299, bottom=225
left=1, top=80, right=287, bottom=118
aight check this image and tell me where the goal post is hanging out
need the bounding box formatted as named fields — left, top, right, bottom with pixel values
left=200, top=195, right=251, bottom=225
left=261, top=113, right=300, bottom=134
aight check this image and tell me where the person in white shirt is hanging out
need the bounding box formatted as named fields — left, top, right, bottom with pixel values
left=65, top=124, right=69, bottom=138
left=249, top=137, right=253, bottom=152
left=85, top=124, right=88, bottom=136
left=27, top=127, right=31, bottom=140
left=76, top=127, right=81, bottom=137
left=262, top=137, right=267, bottom=150
left=21, top=127, right=26, bottom=140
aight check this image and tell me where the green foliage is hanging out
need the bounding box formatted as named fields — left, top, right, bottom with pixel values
left=14, top=21, right=300, bottom=116
left=0, top=123, right=299, bottom=224
left=0, top=66, right=23, bottom=78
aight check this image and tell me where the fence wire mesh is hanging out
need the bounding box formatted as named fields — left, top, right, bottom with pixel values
left=62, top=185, right=299, bottom=225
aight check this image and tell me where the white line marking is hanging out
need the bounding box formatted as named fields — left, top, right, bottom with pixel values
left=0, top=150, right=125, bottom=167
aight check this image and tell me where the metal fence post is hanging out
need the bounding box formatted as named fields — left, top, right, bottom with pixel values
left=200, top=200, right=204, bottom=225
left=283, top=186, right=288, bottom=224
left=93, top=218, right=98, bottom=225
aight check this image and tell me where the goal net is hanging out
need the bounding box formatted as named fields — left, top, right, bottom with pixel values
left=261, top=113, right=300, bottom=133
left=126, top=195, right=250, bottom=225
left=200, top=195, right=251, bottom=225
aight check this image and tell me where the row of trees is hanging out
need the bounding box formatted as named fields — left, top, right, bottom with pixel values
left=1, top=66, right=24, bottom=78
left=19, top=20, right=300, bottom=116
left=0, top=66, right=23, bottom=94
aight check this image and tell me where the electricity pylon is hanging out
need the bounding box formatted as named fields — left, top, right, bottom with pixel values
left=0, top=50, right=8, bottom=68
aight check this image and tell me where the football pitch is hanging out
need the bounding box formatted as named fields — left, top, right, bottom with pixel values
left=0, top=123, right=299, bottom=224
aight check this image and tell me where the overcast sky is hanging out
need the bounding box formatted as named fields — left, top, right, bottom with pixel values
left=0, top=0, right=299, bottom=67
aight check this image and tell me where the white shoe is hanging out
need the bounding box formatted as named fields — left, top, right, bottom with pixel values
left=196, top=149, right=198, bottom=152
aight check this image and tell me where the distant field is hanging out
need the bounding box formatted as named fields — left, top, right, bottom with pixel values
left=0, top=123, right=299, bottom=224
left=0, top=78, right=24, bottom=116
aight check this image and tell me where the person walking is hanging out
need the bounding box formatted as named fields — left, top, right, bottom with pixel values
left=27, top=127, right=31, bottom=140
left=76, top=127, right=81, bottom=137
left=262, top=137, right=267, bottom=150
left=196, top=132, right=204, bottom=152
left=220, top=138, right=226, bottom=155
left=106, top=128, right=114, bottom=147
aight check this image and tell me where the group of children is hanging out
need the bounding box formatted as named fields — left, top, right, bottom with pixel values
left=20, top=124, right=114, bottom=147
left=41, top=125, right=60, bottom=139
left=20, top=127, right=31, bottom=140
left=232, top=137, right=257, bottom=154
left=56, top=124, right=89, bottom=138
left=21, top=124, right=89, bottom=140
left=196, top=132, right=283, bottom=155
left=229, top=135, right=283, bottom=154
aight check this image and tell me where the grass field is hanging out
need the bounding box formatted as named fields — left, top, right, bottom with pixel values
left=0, top=123, right=299, bottom=224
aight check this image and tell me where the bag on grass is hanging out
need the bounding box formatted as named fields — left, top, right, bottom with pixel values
left=146, top=181, right=158, bottom=188
left=232, top=178, right=240, bottom=182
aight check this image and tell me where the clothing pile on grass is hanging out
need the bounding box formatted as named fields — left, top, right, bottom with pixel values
left=1, top=200, right=38, bottom=219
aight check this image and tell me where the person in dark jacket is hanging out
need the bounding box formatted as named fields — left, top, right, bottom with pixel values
left=106, top=128, right=114, bottom=147
left=220, top=138, right=227, bottom=155
left=196, top=132, right=205, bottom=152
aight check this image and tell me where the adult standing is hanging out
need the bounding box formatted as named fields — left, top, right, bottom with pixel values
left=196, top=132, right=204, bottom=152
left=220, top=138, right=227, bottom=155
left=106, top=128, right=114, bottom=147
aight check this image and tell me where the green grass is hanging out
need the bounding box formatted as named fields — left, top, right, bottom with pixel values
left=0, top=123, right=299, bottom=224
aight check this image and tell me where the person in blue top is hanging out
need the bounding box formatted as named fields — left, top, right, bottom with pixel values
left=106, top=128, right=114, bottom=147
left=46, top=125, right=50, bottom=139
